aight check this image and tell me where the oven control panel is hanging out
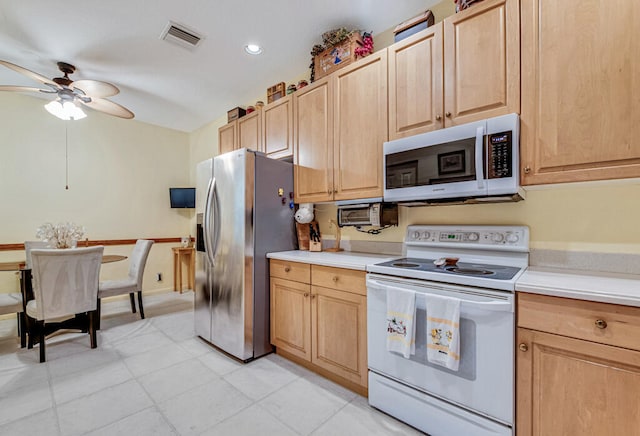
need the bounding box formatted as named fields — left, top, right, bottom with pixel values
left=406, top=225, right=529, bottom=251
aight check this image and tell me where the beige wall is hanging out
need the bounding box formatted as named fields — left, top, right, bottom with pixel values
left=0, top=92, right=191, bottom=294
left=315, top=179, right=640, bottom=254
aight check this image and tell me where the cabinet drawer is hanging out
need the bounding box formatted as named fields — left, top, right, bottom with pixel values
left=270, top=259, right=310, bottom=283
left=518, top=293, right=640, bottom=352
left=311, top=265, right=366, bottom=296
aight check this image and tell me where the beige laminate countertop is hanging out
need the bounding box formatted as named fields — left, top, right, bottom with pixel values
left=517, top=267, right=640, bottom=307
left=266, top=250, right=397, bottom=271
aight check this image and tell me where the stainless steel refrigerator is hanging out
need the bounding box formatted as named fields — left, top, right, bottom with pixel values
left=195, top=149, right=296, bottom=361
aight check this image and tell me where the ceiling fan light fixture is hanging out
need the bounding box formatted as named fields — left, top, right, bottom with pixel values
left=45, top=99, right=86, bottom=121
left=244, top=44, right=263, bottom=55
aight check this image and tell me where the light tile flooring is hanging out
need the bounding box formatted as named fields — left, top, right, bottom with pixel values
left=0, top=291, right=424, bottom=435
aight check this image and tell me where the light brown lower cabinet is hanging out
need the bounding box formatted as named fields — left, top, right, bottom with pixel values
left=517, top=292, right=640, bottom=436
left=270, top=261, right=368, bottom=395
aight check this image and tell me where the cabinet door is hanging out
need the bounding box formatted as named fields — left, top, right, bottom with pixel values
left=293, top=77, right=334, bottom=203
left=333, top=51, right=387, bottom=201
left=517, top=328, right=640, bottom=436
left=311, top=285, right=367, bottom=387
left=218, top=122, right=236, bottom=155
left=263, top=95, right=293, bottom=159
left=444, top=0, right=519, bottom=126
left=237, top=111, right=261, bottom=152
left=270, top=277, right=311, bottom=361
left=520, top=0, right=640, bottom=185
left=388, top=23, right=444, bottom=139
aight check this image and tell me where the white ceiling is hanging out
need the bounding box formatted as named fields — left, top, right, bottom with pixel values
left=0, top=0, right=439, bottom=132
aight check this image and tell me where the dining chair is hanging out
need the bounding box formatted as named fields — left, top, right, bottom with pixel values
left=0, top=292, right=25, bottom=348
left=24, top=240, right=49, bottom=269
left=98, top=240, right=153, bottom=325
left=26, top=246, right=104, bottom=362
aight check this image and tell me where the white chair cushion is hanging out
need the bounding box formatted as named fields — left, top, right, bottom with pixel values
left=26, top=300, right=74, bottom=323
left=0, top=293, right=23, bottom=315
left=98, top=279, right=137, bottom=298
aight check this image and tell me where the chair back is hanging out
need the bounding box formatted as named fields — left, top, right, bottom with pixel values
left=128, top=240, right=154, bottom=289
left=30, top=246, right=104, bottom=320
left=25, top=241, right=49, bottom=269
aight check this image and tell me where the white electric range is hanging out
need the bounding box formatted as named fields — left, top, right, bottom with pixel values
left=366, top=225, right=529, bottom=436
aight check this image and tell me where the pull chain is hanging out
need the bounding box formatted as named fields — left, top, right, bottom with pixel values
left=65, top=123, right=69, bottom=190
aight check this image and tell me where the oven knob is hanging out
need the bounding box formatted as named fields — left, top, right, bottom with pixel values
left=467, top=232, right=479, bottom=242
left=422, top=231, right=430, bottom=240
left=412, top=231, right=421, bottom=240
left=506, top=233, right=519, bottom=243
left=492, top=233, right=504, bottom=243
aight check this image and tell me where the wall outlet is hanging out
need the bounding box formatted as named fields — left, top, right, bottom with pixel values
left=156, top=273, right=163, bottom=282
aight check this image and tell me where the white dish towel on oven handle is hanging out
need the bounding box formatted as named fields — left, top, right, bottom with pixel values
left=386, top=286, right=416, bottom=359
left=425, top=294, right=461, bottom=371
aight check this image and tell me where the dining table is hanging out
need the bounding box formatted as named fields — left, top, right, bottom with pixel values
left=1, top=253, right=128, bottom=320
left=0, top=254, right=128, bottom=272
left=0, top=252, right=128, bottom=348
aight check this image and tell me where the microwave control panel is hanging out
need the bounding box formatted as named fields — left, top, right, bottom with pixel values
left=487, top=130, right=512, bottom=179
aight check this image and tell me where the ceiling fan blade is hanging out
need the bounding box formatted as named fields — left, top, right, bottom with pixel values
left=0, top=60, right=57, bottom=86
left=0, top=85, right=55, bottom=93
left=81, top=97, right=134, bottom=119
left=72, top=79, right=120, bottom=98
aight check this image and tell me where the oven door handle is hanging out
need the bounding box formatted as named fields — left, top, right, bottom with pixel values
left=367, top=279, right=512, bottom=312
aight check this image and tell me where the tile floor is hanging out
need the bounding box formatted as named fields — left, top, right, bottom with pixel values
left=0, top=291, right=424, bottom=435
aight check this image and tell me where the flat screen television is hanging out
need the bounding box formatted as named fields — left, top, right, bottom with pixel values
left=169, top=187, right=195, bottom=208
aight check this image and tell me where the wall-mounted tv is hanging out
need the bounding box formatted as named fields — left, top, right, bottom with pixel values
left=169, top=188, right=195, bottom=208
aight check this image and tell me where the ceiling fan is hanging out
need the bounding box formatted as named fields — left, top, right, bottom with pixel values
left=0, top=59, right=134, bottom=120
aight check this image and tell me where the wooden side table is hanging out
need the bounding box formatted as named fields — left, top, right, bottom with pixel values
left=172, top=247, right=195, bottom=293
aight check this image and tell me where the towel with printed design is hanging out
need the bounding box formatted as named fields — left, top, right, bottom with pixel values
left=386, top=286, right=416, bottom=359
left=425, top=294, right=461, bottom=371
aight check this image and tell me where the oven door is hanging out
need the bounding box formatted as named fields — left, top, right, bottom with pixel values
left=383, top=119, right=488, bottom=202
left=366, top=273, right=514, bottom=426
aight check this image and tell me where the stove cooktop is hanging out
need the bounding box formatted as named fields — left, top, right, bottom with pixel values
left=372, top=257, right=523, bottom=281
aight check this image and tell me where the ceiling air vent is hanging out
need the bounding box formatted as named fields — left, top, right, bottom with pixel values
left=160, top=21, right=204, bottom=51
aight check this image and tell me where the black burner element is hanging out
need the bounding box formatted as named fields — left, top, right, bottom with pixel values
left=445, top=267, right=495, bottom=276
left=391, top=262, right=421, bottom=268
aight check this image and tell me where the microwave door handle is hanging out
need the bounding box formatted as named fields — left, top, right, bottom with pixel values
left=475, top=126, right=485, bottom=189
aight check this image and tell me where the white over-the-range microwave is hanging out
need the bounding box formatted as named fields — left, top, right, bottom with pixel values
left=383, top=113, right=522, bottom=205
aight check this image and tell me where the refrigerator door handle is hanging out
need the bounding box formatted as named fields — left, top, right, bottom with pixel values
left=203, top=177, right=216, bottom=266
left=211, top=177, right=221, bottom=260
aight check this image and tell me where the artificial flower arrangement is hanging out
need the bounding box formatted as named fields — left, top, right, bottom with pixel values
left=36, top=222, right=85, bottom=249
left=309, top=28, right=374, bottom=82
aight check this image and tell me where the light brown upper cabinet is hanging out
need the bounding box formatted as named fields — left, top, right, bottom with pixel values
left=332, top=50, right=387, bottom=201
left=217, top=110, right=261, bottom=156
left=293, top=77, right=334, bottom=203
left=295, top=52, right=387, bottom=203
left=444, top=0, right=519, bottom=126
left=218, top=122, right=236, bottom=155
left=238, top=110, right=261, bottom=151
left=520, top=0, right=640, bottom=185
left=262, top=95, right=293, bottom=159
left=388, top=23, right=444, bottom=139
left=388, top=0, right=519, bottom=140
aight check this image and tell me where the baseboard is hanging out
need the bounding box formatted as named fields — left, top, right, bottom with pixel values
left=276, top=348, right=368, bottom=397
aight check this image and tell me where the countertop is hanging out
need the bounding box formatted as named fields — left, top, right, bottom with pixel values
left=266, top=250, right=397, bottom=271
left=268, top=251, right=640, bottom=307
left=517, top=267, right=640, bottom=307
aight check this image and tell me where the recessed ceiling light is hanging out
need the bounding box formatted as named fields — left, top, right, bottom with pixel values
left=245, top=44, right=263, bottom=55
